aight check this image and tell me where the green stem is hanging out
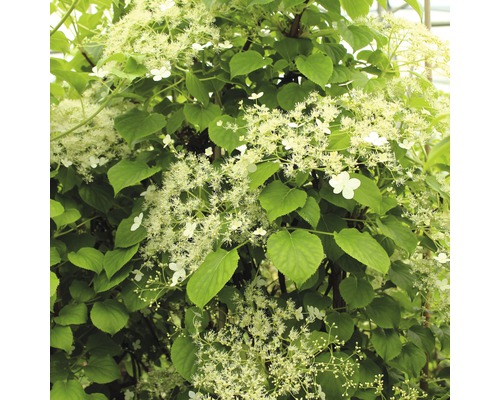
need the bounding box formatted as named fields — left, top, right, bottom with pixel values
left=53, top=216, right=99, bottom=238
left=50, top=0, right=80, bottom=37
left=50, top=81, right=125, bottom=142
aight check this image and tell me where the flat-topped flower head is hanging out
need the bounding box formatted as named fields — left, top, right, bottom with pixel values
left=329, top=172, right=360, bottom=199
left=131, top=213, right=143, bottom=231
left=364, top=131, right=388, bottom=146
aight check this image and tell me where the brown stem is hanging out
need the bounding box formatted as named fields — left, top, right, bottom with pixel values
left=288, top=0, right=310, bottom=37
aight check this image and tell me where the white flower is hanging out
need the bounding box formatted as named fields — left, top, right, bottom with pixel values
left=205, top=147, right=213, bottom=157
left=434, top=252, right=450, bottom=263
left=247, top=163, right=257, bottom=173
left=363, top=131, right=388, bottom=146
left=124, top=389, right=135, bottom=400
left=182, top=222, right=197, bottom=238
left=61, top=159, right=73, bottom=167
left=89, top=66, right=107, bottom=79
left=307, top=305, right=325, bottom=320
left=132, top=339, right=142, bottom=350
left=131, top=213, right=143, bottom=231
left=236, top=144, right=247, bottom=154
left=163, top=134, right=173, bottom=147
left=328, top=172, right=360, bottom=200
left=260, top=28, right=271, bottom=36
left=159, top=0, right=175, bottom=11
left=282, top=139, right=293, bottom=150
left=218, top=40, right=233, bottom=49
left=89, top=156, right=107, bottom=168
left=253, top=227, right=267, bottom=236
left=131, top=269, right=144, bottom=282
left=216, top=120, right=223, bottom=127
left=248, top=92, right=264, bottom=100
left=315, top=119, right=331, bottom=134
left=192, top=42, right=212, bottom=51
left=294, top=306, right=304, bottom=321
left=169, top=262, right=186, bottom=286
left=436, top=278, right=450, bottom=291
left=229, top=220, right=243, bottom=230
left=398, top=139, right=414, bottom=149
left=188, top=391, right=203, bottom=400
left=287, top=122, right=299, bottom=128
left=140, top=185, right=156, bottom=197
left=150, top=66, right=171, bottom=81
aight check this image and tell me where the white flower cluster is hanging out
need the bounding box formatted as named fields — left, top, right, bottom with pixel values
left=141, top=153, right=270, bottom=287
left=102, top=0, right=228, bottom=73
left=50, top=87, right=132, bottom=181
left=189, top=280, right=379, bottom=399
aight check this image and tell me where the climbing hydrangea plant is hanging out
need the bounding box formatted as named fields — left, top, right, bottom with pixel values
left=50, top=0, right=450, bottom=399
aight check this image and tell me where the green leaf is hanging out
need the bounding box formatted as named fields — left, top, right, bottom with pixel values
left=377, top=216, right=418, bottom=254
left=325, top=311, right=355, bottom=342
left=282, top=0, right=305, bottom=8
left=166, top=108, right=185, bottom=135
left=259, top=181, right=307, bottom=221
left=86, top=332, right=122, bottom=358
left=187, top=248, right=240, bottom=308
left=388, top=261, right=416, bottom=293
left=317, top=214, right=347, bottom=261
left=183, top=103, right=222, bottom=131
left=186, top=72, right=210, bottom=106
left=51, top=69, right=89, bottom=94
left=340, top=0, right=373, bottom=19
left=84, top=355, right=121, bottom=384
left=370, top=328, right=402, bottom=361
left=334, top=229, right=390, bottom=274
left=50, top=271, right=60, bottom=297
left=319, top=184, right=355, bottom=213
left=51, top=247, right=61, bottom=266
left=67, top=248, right=103, bottom=274
left=93, top=265, right=133, bottom=293
left=339, top=275, right=375, bottom=308
left=115, top=213, right=147, bottom=248
left=69, top=280, right=95, bottom=302
left=171, top=335, right=198, bottom=381
left=352, top=174, right=382, bottom=212
left=276, top=82, right=310, bottom=111
left=50, top=199, right=65, bottom=218
left=103, top=244, right=139, bottom=279
left=78, top=182, right=114, bottom=213
left=407, top=325, right=435, bottom=355
left=107, top=160, right=161, bottom=196
left=90, top=299, right=129, bottom=335
left=425, top=136, right=450, bottom=170
left=366, top=296, right=401, bottom=329
left=50, top=31, right=70, bottom=53
left=185, top=306, right=210, bottom=335
left=50, top=325, right=73, bottom=353
left=230, top=50, right=272, bottom=78
left=316, top=352, right=359, bottom=398
left=54, top=303, right=88, bottom=326
left=390, top=343, right=427, bottom=377
left=376, top=0, right=387, bottom=9
left=248, top=161, right=280, bottom=190
left=403, top=0, right=423, bottom=19
left=114, top=108, right=166, bottom=145
left=208, top=115, right=246, bottom=153
left=267, top=229, right=324, bottom=286
left=295, top=53, right=333, bottom=88
left=50, top=380, right=87, bottom=400
left=340, top=24, right=374, bottom=52
left=297, top=196, right=320, bottom=229
left=52, top=209, right=81, bottom=229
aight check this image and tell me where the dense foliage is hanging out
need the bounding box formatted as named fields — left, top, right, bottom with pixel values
left=50, top=0, right=450, bottom=399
